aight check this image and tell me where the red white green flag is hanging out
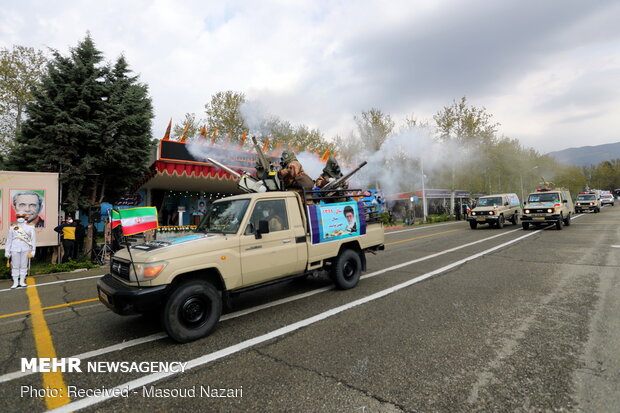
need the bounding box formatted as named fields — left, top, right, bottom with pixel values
left=118, top=207, right=158, bottom=236
left=110, top=210, right=121, bottom=229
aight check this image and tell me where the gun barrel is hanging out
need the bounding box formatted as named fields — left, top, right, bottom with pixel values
left=323, top=161, right=368, bottom=190
left=252, top=136, right=271, bottom=171
left=206, top=157, right=243, bottom=179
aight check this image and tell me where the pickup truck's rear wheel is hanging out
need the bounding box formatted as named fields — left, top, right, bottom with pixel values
left=163, top=280, right=222, bottom=343
left=469, top=221, right=477, bottom=229
left=330, top=249, right=361, bottom=290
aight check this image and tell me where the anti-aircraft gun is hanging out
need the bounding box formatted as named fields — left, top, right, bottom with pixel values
left=206, top=136, right=283, bottom=194
left=251, top=136, right=282, bottom=191
left=322, top=161, right=368, bottom=191
left=206, top=158, right=268, bottom=193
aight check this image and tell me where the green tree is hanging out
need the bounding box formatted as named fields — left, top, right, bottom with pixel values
left=173, top=112, right=203, bottom=140
left=8, top=35, right=154, bottom=214
left=354, top=108, right=395, bottom=152
left=204, top=91, right=246, bottom=141
left=434, top=96, right=498, bottom=146
left=0, top=45, right=47, bottom=155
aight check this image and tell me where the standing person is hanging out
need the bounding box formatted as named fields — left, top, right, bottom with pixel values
left=278, top=152, right=314, bottom=191
left=54, top=217, right=77, bottom=263
left=74, top=219, right=86, bottom=259
left=5, top=213, right=36, bottom=289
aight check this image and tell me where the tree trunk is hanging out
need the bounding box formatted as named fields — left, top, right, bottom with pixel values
left=84, top=177, right=99, bottom=258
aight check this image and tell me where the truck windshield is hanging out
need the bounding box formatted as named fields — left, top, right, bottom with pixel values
left=477, top=197, right=502, bottom=206
left=528, top=193, right=560, bottom=203
left=196, top=199, right=250, bottom=234
left=577, top=195, right=595, bottom=201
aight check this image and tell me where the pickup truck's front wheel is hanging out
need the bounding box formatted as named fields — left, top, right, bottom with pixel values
left=331, top=249, right=362, bottom=290
left=163, top=280, right=222, bottom=343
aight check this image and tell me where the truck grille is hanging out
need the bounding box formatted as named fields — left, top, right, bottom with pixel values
left=527, top=208, right=549, bottom=213
left=110, top=259, right=131, bottom=281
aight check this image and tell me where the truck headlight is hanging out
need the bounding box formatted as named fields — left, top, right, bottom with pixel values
left=130, top=261, right=168, bottom=281
left=488, top=211, right=494, bottom=215
left=547, top=208, right=552, bottom=213
left=524, top=209, right=530, bottom=214
left=471, top=211, right=476, bottom=216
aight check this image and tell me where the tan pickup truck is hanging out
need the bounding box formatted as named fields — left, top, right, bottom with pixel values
left=97, top=190, right=385, bottom=342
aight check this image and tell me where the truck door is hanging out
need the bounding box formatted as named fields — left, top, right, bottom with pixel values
left=240, top=199, right=299, bottom=285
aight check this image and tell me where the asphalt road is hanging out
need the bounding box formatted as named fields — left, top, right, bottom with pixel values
left=1, top=207, right=619, bottom=412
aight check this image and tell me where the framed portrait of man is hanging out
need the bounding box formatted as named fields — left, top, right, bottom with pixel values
left=10, top=189, right=45, bottom=227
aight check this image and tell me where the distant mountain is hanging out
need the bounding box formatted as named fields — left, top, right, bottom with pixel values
left=547, top=142, right=620, bottom=166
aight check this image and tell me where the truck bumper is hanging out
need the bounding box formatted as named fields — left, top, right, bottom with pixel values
left=97, top=274, right=169, bottom=315
left=468, top=216, right=499, bottom=224
left=575, top=205, right=596, bottom=212
left=521, top=215, right=561, bottom=223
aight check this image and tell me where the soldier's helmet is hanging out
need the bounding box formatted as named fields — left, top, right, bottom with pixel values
left=323, top=157, right=342, bottom=179
left=280, top=151, right=297, bottom=168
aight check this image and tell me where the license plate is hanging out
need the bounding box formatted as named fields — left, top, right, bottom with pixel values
left=477, top=218, right=485, bottom=222
left=533, top=217, right=545, bottom=221
left=98, top=289, right=110, bottom=305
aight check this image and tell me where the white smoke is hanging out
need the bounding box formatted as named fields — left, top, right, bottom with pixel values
left=354, top=125, right=478, bottom=196
left=296, top=152, right=326, bottom=180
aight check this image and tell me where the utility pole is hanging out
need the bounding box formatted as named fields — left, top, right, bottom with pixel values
left=421, top=158, right=428, bottom=223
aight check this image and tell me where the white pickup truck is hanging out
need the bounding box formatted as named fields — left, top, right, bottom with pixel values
left=97, top=190, right=385, bottom=342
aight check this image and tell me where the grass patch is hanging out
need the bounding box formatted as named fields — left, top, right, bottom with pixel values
left=0, top=257, right=98, bottom=279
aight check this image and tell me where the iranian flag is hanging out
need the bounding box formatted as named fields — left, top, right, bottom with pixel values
left=110, top=210, right=121, bottom=229
left=118, top=207, right=158, bottom=236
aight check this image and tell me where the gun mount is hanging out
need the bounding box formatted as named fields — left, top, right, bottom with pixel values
left=207, top=157, right=267, bottom=193
left=322, top=161, right=368, bottom=191
left=252, top=136, right=282, bottom=191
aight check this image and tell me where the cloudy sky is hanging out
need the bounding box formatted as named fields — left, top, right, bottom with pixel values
left=2, top=0, right=619, bottom=153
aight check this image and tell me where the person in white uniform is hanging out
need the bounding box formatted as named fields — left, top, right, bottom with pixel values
left=5, top=213, right=36, bottom=289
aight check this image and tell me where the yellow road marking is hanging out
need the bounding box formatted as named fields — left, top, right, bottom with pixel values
left=0, top=298, right=99, bottom=320
left=385, top=228, right=466, bottom=246
left=25, top=277, right=70, bottom=409
left=1, top=229, right=467, bottom=319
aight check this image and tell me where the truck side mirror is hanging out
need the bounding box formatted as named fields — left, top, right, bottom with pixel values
left=256, top=220, right=270, bottom=239
left=523, top=201, right=527, bottom=205
left=563, top=199, right=568, bottom=203
left=504, top=202, right=509, bottom=206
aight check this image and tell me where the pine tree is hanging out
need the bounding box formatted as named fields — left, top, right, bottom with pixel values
left=8, top=35, right=153, bottom=214
left=97, top=55, right=154, bottom=204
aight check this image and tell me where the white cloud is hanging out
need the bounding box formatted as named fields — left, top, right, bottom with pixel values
left=2, top=0, right=620, bottom=152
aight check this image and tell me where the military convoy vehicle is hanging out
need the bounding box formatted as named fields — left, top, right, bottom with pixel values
left=468, top=193, right=521, bottom=229
left=98, top=149, right=384, bottom=343
left=575, top=191, right=602, bottom=213
left=521, top=188, right=574, bottom=230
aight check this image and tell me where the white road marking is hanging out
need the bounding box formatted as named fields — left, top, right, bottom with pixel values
left=0, top=224, right=450, bottom=293
left=2, top=214, right=586, bottom=386
left=0, top=226, right=521, bottom=384
left=47, top=227, right=547, bottom=413
left=0, top=274, right=104, bottom=293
